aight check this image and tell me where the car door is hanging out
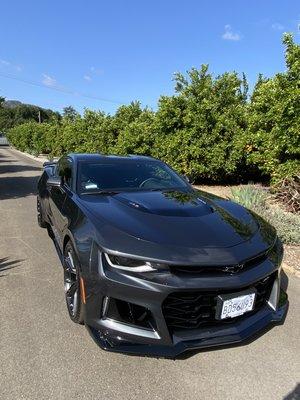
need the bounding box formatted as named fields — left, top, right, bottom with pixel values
left=48, top=157, right=73, bottom=248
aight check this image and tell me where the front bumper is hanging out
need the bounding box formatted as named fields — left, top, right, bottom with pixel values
left=83, top=254, right=288, bottom=358
left=87, top=301, right=287, bottom=358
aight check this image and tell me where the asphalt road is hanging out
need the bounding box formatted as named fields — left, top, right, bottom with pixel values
left=0, top=147, right=299, bottom=400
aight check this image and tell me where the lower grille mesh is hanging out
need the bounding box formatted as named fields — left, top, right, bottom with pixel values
left=162, top=272, right=276, bottom=332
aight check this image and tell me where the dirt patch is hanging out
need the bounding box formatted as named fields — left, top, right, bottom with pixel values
left=194, top=184, right=235, bottom=198
left=283, top=245, right=300, bottom=277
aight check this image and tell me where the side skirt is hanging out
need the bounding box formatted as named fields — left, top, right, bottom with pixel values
left=47, top=225, right=64, bottom=266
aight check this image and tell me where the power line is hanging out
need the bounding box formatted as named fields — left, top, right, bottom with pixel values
left=0, top=72, right=124, bottom=105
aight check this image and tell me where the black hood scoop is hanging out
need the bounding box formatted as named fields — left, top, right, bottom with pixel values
left=78, top=188, right=259, bottom=248
left=113, top=190, right=214, bottom=217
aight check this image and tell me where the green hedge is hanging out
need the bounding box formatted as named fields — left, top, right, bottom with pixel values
left=7, top=34, right=300, bottom=184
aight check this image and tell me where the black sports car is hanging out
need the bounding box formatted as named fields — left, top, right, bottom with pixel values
left=37, top=153, right=288, bottom=357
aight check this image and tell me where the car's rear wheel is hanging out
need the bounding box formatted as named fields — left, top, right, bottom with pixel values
left=63, top=242, right=84, bottom=324
left=37, top=197, right=47, bottom=228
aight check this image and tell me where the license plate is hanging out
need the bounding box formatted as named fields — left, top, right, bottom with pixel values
left=216, top=290, right=256, bottom=320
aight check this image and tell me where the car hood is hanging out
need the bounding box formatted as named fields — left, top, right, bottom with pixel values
left=78, top=190, right=259, bottom=249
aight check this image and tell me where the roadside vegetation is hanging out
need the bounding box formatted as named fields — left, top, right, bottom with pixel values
left=4, top=34, right=299, bottom=186
left=231, top=185, right=300, bottom=245
left=2, top=34, right=300, bottom=246
left=0, top=98, right=60, bottom=131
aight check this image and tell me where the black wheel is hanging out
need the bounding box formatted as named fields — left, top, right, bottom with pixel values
left=63, top=242, right=84, bottom=324
left=37, top=197, right=47, bottom=228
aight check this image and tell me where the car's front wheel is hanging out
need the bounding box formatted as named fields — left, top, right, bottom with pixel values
left=63, top=242, right=84, bottom=324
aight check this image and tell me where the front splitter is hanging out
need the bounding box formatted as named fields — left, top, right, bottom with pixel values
left=85, top=300, right=288, bottom=358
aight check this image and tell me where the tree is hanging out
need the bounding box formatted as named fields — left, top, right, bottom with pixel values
left=154, top=65, right=249, bottom=181
left=0, top=98, right=60, bottom=132
left=4, top=34, right=299, bottom=184
left=62, top=106, right=79, bottom=122
left=114, top=108, right=156, bottom=156
left=245, top=33, right=300, bottom=182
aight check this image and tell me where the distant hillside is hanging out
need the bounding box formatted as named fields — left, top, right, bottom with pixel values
left=0, top=98, right=61, bottom=132
left=3, top=100, right=23, bottom=108
left=3, top=99, right=52, bottom=110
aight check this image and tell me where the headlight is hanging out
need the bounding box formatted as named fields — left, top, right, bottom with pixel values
left=104, top=253, right=165, bottom=272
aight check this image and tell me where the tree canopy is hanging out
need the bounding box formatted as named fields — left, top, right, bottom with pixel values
left=0, top=100, right=60, bottom=132
left=6, top=34, right=300, bottom=183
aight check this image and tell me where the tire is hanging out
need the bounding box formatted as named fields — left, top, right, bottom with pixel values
left=63, top=241, right=84, bottom=324
left=37, top=197, right=48, bottom=228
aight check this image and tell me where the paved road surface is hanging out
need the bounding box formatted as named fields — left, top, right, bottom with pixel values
left=0, top=147, right=299, bottom=400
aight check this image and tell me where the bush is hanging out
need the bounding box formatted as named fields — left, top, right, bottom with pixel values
left=231, top=185, right=300, bottom=244
left=244, top=34, right=300, bottom=182
left=154, top=66, right=249, bottom=181
left=6, top=35, right=300, bottom=186
left=231, top=185, right=268, bottom=211
left=114, top=119, right=156, bottom=156
left=7, top=121, right=60, bottom=155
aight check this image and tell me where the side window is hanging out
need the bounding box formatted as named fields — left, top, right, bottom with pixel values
left=58, top=158, right=73, bottom=189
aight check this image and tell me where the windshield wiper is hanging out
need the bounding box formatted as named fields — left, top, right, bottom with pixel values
left=81, top=190, right=120, bottom=195
left=149, top=187, right=177, bottom=192
left=149, top=188, right=184, bottom=192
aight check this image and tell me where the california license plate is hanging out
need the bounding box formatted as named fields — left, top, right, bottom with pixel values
left=216, top=290, right=256, bottom=320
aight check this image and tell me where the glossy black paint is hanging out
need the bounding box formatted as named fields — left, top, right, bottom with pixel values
left=37, top=153, right=287, bottom=357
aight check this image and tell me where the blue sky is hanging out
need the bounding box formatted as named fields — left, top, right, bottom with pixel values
left=0, top=0, right=299, bottom=114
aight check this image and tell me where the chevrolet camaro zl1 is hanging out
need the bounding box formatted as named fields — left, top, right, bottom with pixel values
left=37, top=153, right=288, bottom=357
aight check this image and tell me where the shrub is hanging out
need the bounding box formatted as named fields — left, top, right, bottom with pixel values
left=114, top=118, right=156, bottom=156
left=7, top=121, right=61, bottom=155
left=244, top=34, right=300, bottom=182
left=153, top=66, right=249, bottom=182
left=271, top=175, right=300, bottom=214
left=6, top=35, right=300, bottom=186
left=231, top=185, right=268, bottom=211
left=231, top=185, right=300, bottom=244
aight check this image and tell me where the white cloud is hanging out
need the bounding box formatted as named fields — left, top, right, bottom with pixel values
left=90, top=66, right=103, bottom=75
left=0, top=59, right=22, bottom=71
left=272, top=22, right=284, bottom=31
left=0, top=59, right=10, bottom=66
left=222, top=25, right=241, bottom=41
left=42, top=73, right=57, bottom=87
left=83, top=74, right=92, bottom=81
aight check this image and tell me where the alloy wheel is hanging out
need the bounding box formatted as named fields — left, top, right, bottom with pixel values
left=64, top=250, right=79, bottom=316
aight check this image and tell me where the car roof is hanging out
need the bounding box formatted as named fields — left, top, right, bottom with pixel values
left=67, top=153, right=156, bottom=163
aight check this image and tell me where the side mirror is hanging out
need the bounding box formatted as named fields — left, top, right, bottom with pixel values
left=47, top=176, right=61, bottom=187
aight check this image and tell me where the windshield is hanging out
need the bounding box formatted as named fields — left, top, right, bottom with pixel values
left=77, top=159, right=189, bottom=193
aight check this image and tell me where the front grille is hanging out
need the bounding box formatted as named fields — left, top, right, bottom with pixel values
left=170, top=251, right=268, bottom=275
left=162, top=272, right=276, bottom=332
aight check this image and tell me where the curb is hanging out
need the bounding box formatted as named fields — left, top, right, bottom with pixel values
left=9, top=147, right=50, bottom=164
